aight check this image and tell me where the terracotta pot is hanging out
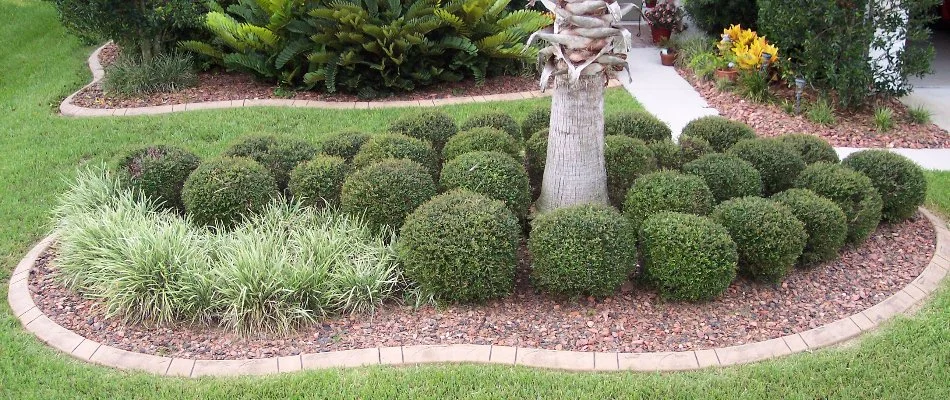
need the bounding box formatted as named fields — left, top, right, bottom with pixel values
left=645, top=0, right=658, bottom=7
left=650, top=25, right=671, bottom=44
left=714, top=68, right=739, bottom=82
left=660, top=51, right=677, bottom=66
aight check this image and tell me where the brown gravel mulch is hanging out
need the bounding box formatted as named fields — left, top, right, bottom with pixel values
left=29, top=213, right=934, bottom=360
left=679, top=68, right=950, bottom=149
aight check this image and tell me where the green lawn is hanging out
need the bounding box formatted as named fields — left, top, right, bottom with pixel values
left=1, top=1, right=949, bottom=398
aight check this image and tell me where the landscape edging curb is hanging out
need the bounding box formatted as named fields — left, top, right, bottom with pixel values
left=8, top=208, right=949, bottom=377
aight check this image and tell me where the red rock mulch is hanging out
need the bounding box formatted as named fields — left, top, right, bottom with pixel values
left=29, top=213, right=934, bottom=360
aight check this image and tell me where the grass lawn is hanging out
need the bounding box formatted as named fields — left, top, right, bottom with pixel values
left=1, top=1, right=949, bottom=398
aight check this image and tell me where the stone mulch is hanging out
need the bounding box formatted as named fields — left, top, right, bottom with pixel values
left=29, top=213, right=934, bottom=360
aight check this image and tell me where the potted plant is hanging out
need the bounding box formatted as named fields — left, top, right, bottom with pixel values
left=658, top=37, right=677, bottom=66
left=643, top=1, right=684, bottom=44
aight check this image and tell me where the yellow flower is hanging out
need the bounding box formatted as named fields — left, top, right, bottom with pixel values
left=724, top=24, right=743, bottom=42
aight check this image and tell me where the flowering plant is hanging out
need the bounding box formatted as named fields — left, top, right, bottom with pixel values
left=719, top=24, right=780, bottom=70
left=644, top=1, right=685, bottom=32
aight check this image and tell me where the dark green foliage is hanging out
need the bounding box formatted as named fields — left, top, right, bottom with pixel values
left=102, top=52, right=197, bottom=96
left=681, top=116, right=755, bottom=152
left=529, top=204, right=636, bottom=298
left=623, top=171, right=715, bottom=230
left=795, top=162, right=883, bottom=243
left=526, top=128, right=547, bottom=192
left=521, top=106, right=549, bottom=140
left=398, top=189, right=519, bottom=304
left=341, top=159, right=437, bottom=232
left=223, top=135, right=317, bottom=192
left=317, top=131, right=370, bottom=162
left=711, top=197, right=806, bottom=283
left=771, top=189, right=848, bottom=266
left=728, top=138, right=805, bottom=196
left=842, top=150, right=927, bottom=222
left=116, top=145, right=200, bottom=211
left=351, top=134, right=439, bottom=174
left=181, top=157, right=278, bottom=228
left=388, top=110, right=459, bottom=151
left=442, top=127, right=521, bottom=161
left=777, top=134, right=839, bottom=165
left=640, top=212, right=738, bottom=301
left=288, top=156, right=350, bottom=208
left=461, top=111, right=521, bottom=140
left=647, top=139, right=681, bottom=170
left=683, top=153, right=762, bottom=203
left=604, top=111, right=672, bottom=142
left=677, top=134, right=713, bottom=166
left=605, top=136, right=656, bottom=207
left=440, top=151, right=531, bottom=218
left=683, top=0, right=758, bottom=36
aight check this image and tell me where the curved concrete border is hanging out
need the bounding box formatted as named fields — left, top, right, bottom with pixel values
left=8, top=209, right=949, bottom=376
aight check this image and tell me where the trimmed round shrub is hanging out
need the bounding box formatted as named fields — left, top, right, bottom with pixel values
left=182, top=157, right=278, bottom=228
left=605, top=135, right=656, bottom=207
left=682, top=116, right=755, bottom=152
left=442, top=127, right=521, bottom=161
left=526, top=128, right=548, bottom=188
left=771, top=189, right=848, bottom=266
left=842, top=150, right=926, bottom=222
left=351, top=134, right=438, bottom=174
left=711, top=197, right=807, bottom=283
left=521, top=106, right=550, bottom=140
left=623, top=171, right=715, bottom=230
left=795, top=162, right=883, bottom=244
left=398, top=189, right=519, bottom=303
left=728, top=138, right=806, bottom=196
left=529, top=204, right=637, bottom=298
left=647, top=139, right=681, bottom=170
left=678, top=134, right=713, bottom=165
left=387, top=110, right=458, bottom=150
left=440, top=151, right=531, bottom=218
left=223, top=135, right=317, bottom=191
left=288, top=155, right=350, bottom=208
left=317, top=131, right=370, bottom=162
left=604, top=110, right=672, bottom=142
left=116, top=145, right=200, bottom=211
left=640, top=212, right=738, bottom=301
left=777, top=134, right=839, bottom=165
left=461, top=111, right=520, bottom=140
left=341, top=159, right=437, bottom=231
left=683, top=153, right=762, bottom=203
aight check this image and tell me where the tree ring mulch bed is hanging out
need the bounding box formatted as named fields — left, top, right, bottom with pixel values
left=29, top=213, right=934, bottom=361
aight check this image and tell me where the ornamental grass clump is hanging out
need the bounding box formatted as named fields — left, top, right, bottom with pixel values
left=387, top=110, right=459, bottom=151
left=711, top=197, right=806, bottom=283
left=182, top=157, right=278, bottom=228
left=728, top=138, right=805, bottom=196
left=461, top=111, right=521, bottom=140
left=440, top=151, right=531, bottom=218
left=288, top=155, right=350, bottom=208
left=795, top=162, right=883, bottom=244
left=771, top=189, right=848, bottom=266
left=441, top=127, right=522, bottom=161
left=115, top=145, right=200, bottom=212
left=681, top=116, right=755, bottom=152
left=605, top=136, right=656, bottom=207
left=341, top=159, right=437, bottom=232
left=223, top=135, right=318, bottom=192
left=351, top=134, right=439, bottom=175
left=604, top=110, right=672, bottom=143
left=842, top=150, right=926, bottom=222
left=623, top=171, right=715, bottom=230
left=682, top=153, right=762, bottom=203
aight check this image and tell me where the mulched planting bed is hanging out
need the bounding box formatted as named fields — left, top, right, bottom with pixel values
left=72, top=43, right=539, bottom=109
left=29, top=212, right=934, bottom=360
left=679, top=69, right=950, bottom=149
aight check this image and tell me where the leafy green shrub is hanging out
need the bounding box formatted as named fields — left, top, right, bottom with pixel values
left=398, top=189, right=519, bottom=303
left=526, top=128, right=548, bottom=190
left=777, top=134, right=839, bottom=164
left=673, top=34, right=715, bottom=69
left=442, top=127, right=521, bottom=161
left=223, top=135, right=317, bottom=191
left=341, top=159, right=436, bottom=231
left=529, top=204, right=636, bottom=298
left=771, top=189, right=848, bottom=266
left=682, top=153, right=762, bottom=203
left=351, top=134, right=439, bottom=174
left=623, top=171, right=715, bottom=230
left=181, top=157, right=278, bottom=228
left=605, top=136, right=656, bottom=207
left=711, top=197, right=806, bottom=283
left=521, top=106, right=550, bottom=140
left=288, top=156, right=350, bottom=208
left=318, top=131, right=370, bottom=162
left=681, top=116, right=755, bottom=152
left=647, top=139, right=681, bottom=170
left=388, top=110, right=459, bottom=151
left=842, top=150, right=926, bottom=222
left=795, top=162, right=883, bottom=244
left=604, top=111, right=672, bottom=142
left=115, top=145, right=200, bottom=211
left=677, top=134, right=713, bottom=165
left=461, top=111, right=521, bottom=140
left=640, top=212, right=738, bottom=301
left=440, top=151, right=531, bottom=218
left=728, top=138, right=805, bottom=196
left=684, top=0, right=758, bottom=36
left=102, top=52, right=197, bottom=96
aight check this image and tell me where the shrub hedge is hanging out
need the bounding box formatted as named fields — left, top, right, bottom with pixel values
left=623, top=171, right=715, bottom=230
left=777, top=134, right=839, bottom=165
left=711, top=197, right=806, bottom=283
left=521, top=106, right=550, bottom=141
left=795, top=162, right=883, bottom=244
left=678, top=134, right=713, bottom=166
left=351, top=134, right=438, bottom=174
left=682, top=153, right=762, bottom=203
left=223, top=135, right=317, bottom=191
left=771, top=188, right=848, bottom=266
left=440, top=151, right=531, bottom=218
left=841, top=150, right=926, bottom=222
left=387, top=110, right=458, bottom=151
left=526, top=128, right=548, bottom=188
left=288, top=155, right=350, bottom=208
left=182, top=157, right=277, bottom=228
left=116, top=145, right=200, bottom=211
left=318, top=131, right=370, bottom=162
left=681, top=116, right=755, bottom=152
left=647, top=139, right=681, bottom=170
left=441, top=127, right=521, bottom=161
left=341, top=159, right=436, bottom=231
left=461, top=111, right=521, bottom=140
left=728, top=138, right=805, bottom=196
left=604, top=110, right=672, bottom=142
left=605, top=136, right=656, bottom=207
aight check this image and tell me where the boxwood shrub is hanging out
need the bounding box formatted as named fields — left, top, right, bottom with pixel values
left=341, top=159, right=437, bottom=231
left=777, top=134, right=839, bottom=164
left=387, top=110, right=458, bottom=151
left=640, top=212, right=738, bottom=301
left=351, top=134, right=439, bottom=174
left=440, top=151, right=531, bottom=218
left=529, top=204, right=637, bottom=298
left=647, top=139, right=681, bottom=170
left=604, top=110, right=672, bottom=142
left=678, top=134, right=713, bottom=166
left=683, top=153, right=762, bottom=203
left=182, top=157, right=278, bottom=228
left=728, top=138, right=806, bottom=195
left=842, top=150, right=926, bottom=222
left=771, top=189, right=848, bottom=266
left=623, top=171, right=715, bottom=230
left=795, top=162, right=883, bottom=244
left=711, top=197, right=806, bottom=283
left=521, top=106, right=550, bottom=140
left=682, top=116, right=755, bottom=152
left=441, top=127, right=521, bottom=161
left=605, top=135, right=656, bottom=207
left=461, top=111, right=521, bottom=140
left=317, top=131, right=370, bottom=162
left=116, top=145, right=200, bottom=211
left=526, top=128, right=548, bottom=189
left=288, top=155, right=350, bottom=208
left=398, top=189, right=520, bottom=303
left=223, top=135, right=317, bottom=191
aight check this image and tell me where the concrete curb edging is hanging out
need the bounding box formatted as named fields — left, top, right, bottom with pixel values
left=8, top=208, right=949, bottom=376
